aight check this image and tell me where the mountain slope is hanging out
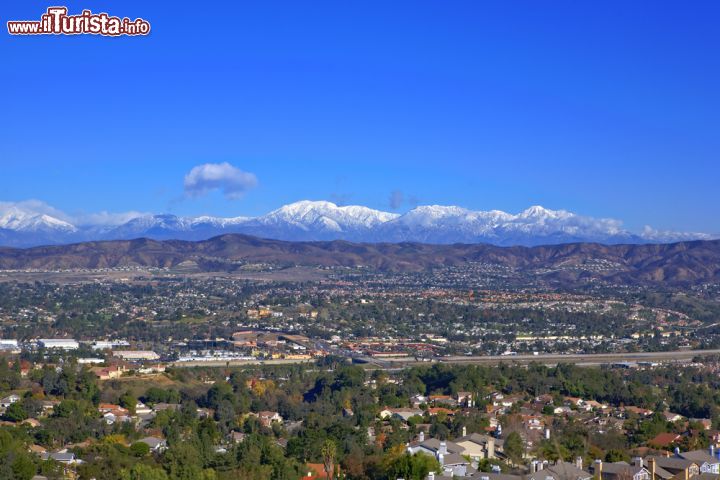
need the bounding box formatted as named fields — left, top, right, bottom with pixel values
left=1, top=234, right=719, bottom=286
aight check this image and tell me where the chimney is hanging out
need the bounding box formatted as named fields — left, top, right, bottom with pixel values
left=531, top=460, right=539, bottom=473
left=438, top=453, right=445, bottom=466
left=674, top=447, right=681, bottom=457
left=418, top=431, right=425, bottom=442
left=487, top=437, right=495, bottom=459
left=439, top=441, right=448, bottom=455
left=428, top=472, right=435, bottom=480
left=634, top=458, right=643, bottom=468
left=576, top=457, right=583, bottom=470
left=545, top=428, right=551, bottom=440
left=594, top=459, right=603, bottom=480
left=711, top=445, right=715, bottom=457
left=462, top=426, right=467, bottom=437
left=648, top=458, right=656, bottom=480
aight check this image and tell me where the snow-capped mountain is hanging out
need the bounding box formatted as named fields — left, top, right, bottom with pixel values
left=0, top=205, right=76, bottom=233
left=0, top=200, right=714, bottom=247
left=258, top=200, right=399, bottom=230
left=235, top=200, right=400, bottom=240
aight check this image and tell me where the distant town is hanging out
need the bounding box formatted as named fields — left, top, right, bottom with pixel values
left=0, top=262, right=719, bottom=479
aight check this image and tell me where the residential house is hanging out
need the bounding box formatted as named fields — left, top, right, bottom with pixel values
left=379, top=407, right=423, bottom=421
left=625, top=406, right=654, bottom=417
left=407, top=438, right=472, bottom=477
left=645, top=456, right=699, bottom=479
left=648, top=433, right=682, bottom=449
left=40, top=451, right=82, bottom=465
left=0, top=394, right=20, bottom=408
left=410, top=394, right=428, bottom=407
left=591, top=459, right=650, bottom=480
left=455, top=432, right=502, bottom=460
left=469, top=473, right=522, bottom=480
left=528, top=460, right=593, bottom=480
left=679, top=448, right=720, bottom=474
left=663, top=412, right=684, bottom=423
left=138, top=436, right=168, bottom=453
left=256, top=411, right=282, bottom=427
left=135, top=401, right=152, bottom=415
left=429, top=395, right=457, bottom=407
left=457, top=391, right=474, bottom=407
left=90, top=365, right=124, bottom=380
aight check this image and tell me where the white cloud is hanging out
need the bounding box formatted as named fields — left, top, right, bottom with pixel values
left=640, top=225, right=713, bottom=242
left=388, top=191, right=404, bottom=210
left=0, top=199, right=71, bottom=221
left=72, top=210, right=148, bottom=226
left=184, top=162, right=258, bottom=199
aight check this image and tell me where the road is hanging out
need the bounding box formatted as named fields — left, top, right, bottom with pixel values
left=171, top=349, right=720, bottom=369
left=172, top=358, right=315, bottom=368
left=359, top=348, right=720, bottom=369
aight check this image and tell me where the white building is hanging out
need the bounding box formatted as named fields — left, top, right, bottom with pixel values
left=77, top=358, right=105, bottom=364
left=92, top=340, right=130, bottom=350
left=0, top=340, right=19, bottom=353
left=1, top=394, right=20, bottom=408
left=112, top=350, right=160, bottom=361
left=38, top=339, right=79, bottom=350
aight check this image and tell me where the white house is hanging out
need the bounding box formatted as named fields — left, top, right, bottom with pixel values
left=1, top=394, right=20, bottom=408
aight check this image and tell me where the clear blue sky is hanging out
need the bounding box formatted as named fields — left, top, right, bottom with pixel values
left=1, top=1, right=719, bottom=232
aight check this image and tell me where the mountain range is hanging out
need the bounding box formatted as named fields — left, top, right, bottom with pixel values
left=1, top=234, right=719, bottom=286
left=0, top=200, right=714, bottom=248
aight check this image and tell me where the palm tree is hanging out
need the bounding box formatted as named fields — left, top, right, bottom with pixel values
left=321, top=439, right=337, bottom=479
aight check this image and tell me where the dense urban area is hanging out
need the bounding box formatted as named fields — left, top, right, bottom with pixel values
left=2, top=263, right=720, bottom=480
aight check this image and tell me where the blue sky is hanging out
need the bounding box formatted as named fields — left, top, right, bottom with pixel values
left=1, top=1, right=719, bottom=232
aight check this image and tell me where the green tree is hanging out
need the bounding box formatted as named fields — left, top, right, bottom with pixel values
left=605, top=449, right=629, bottom=463
left=121, top=464, right=169, bottom=480
left=383, top=450, right=440, bottom=480
left=321, top=439, right=336, bottom=479
left=2, top=402, right=28, bottom=422
left=504, top=432, right=525, bottom=465
left=120, top=392, right=138, bottom=415
left=12, top=453, right=37, bottom=480
left=130, top=442, right=151, bottom=457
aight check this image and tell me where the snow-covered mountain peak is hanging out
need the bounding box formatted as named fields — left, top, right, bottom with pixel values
left=0, top=205, right=77, bottom=232
left=516, top=205, right=572, bottom=221
left=261, top=200, right=399, bottom=229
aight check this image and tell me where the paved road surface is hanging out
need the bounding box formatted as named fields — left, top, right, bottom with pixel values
left=173, top=349, right=720, bottom=369
left=355, top=349, right=720, bottom=369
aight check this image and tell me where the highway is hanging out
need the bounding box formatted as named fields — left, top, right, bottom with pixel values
left=172, top=358, right=315, bottom=368
left=357, top=348, right=720, bottom=369
left=170, top=349, right=720, bottom=370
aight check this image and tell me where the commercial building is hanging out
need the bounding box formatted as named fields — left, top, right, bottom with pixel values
left=37, top=339, right=79, bottom=350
